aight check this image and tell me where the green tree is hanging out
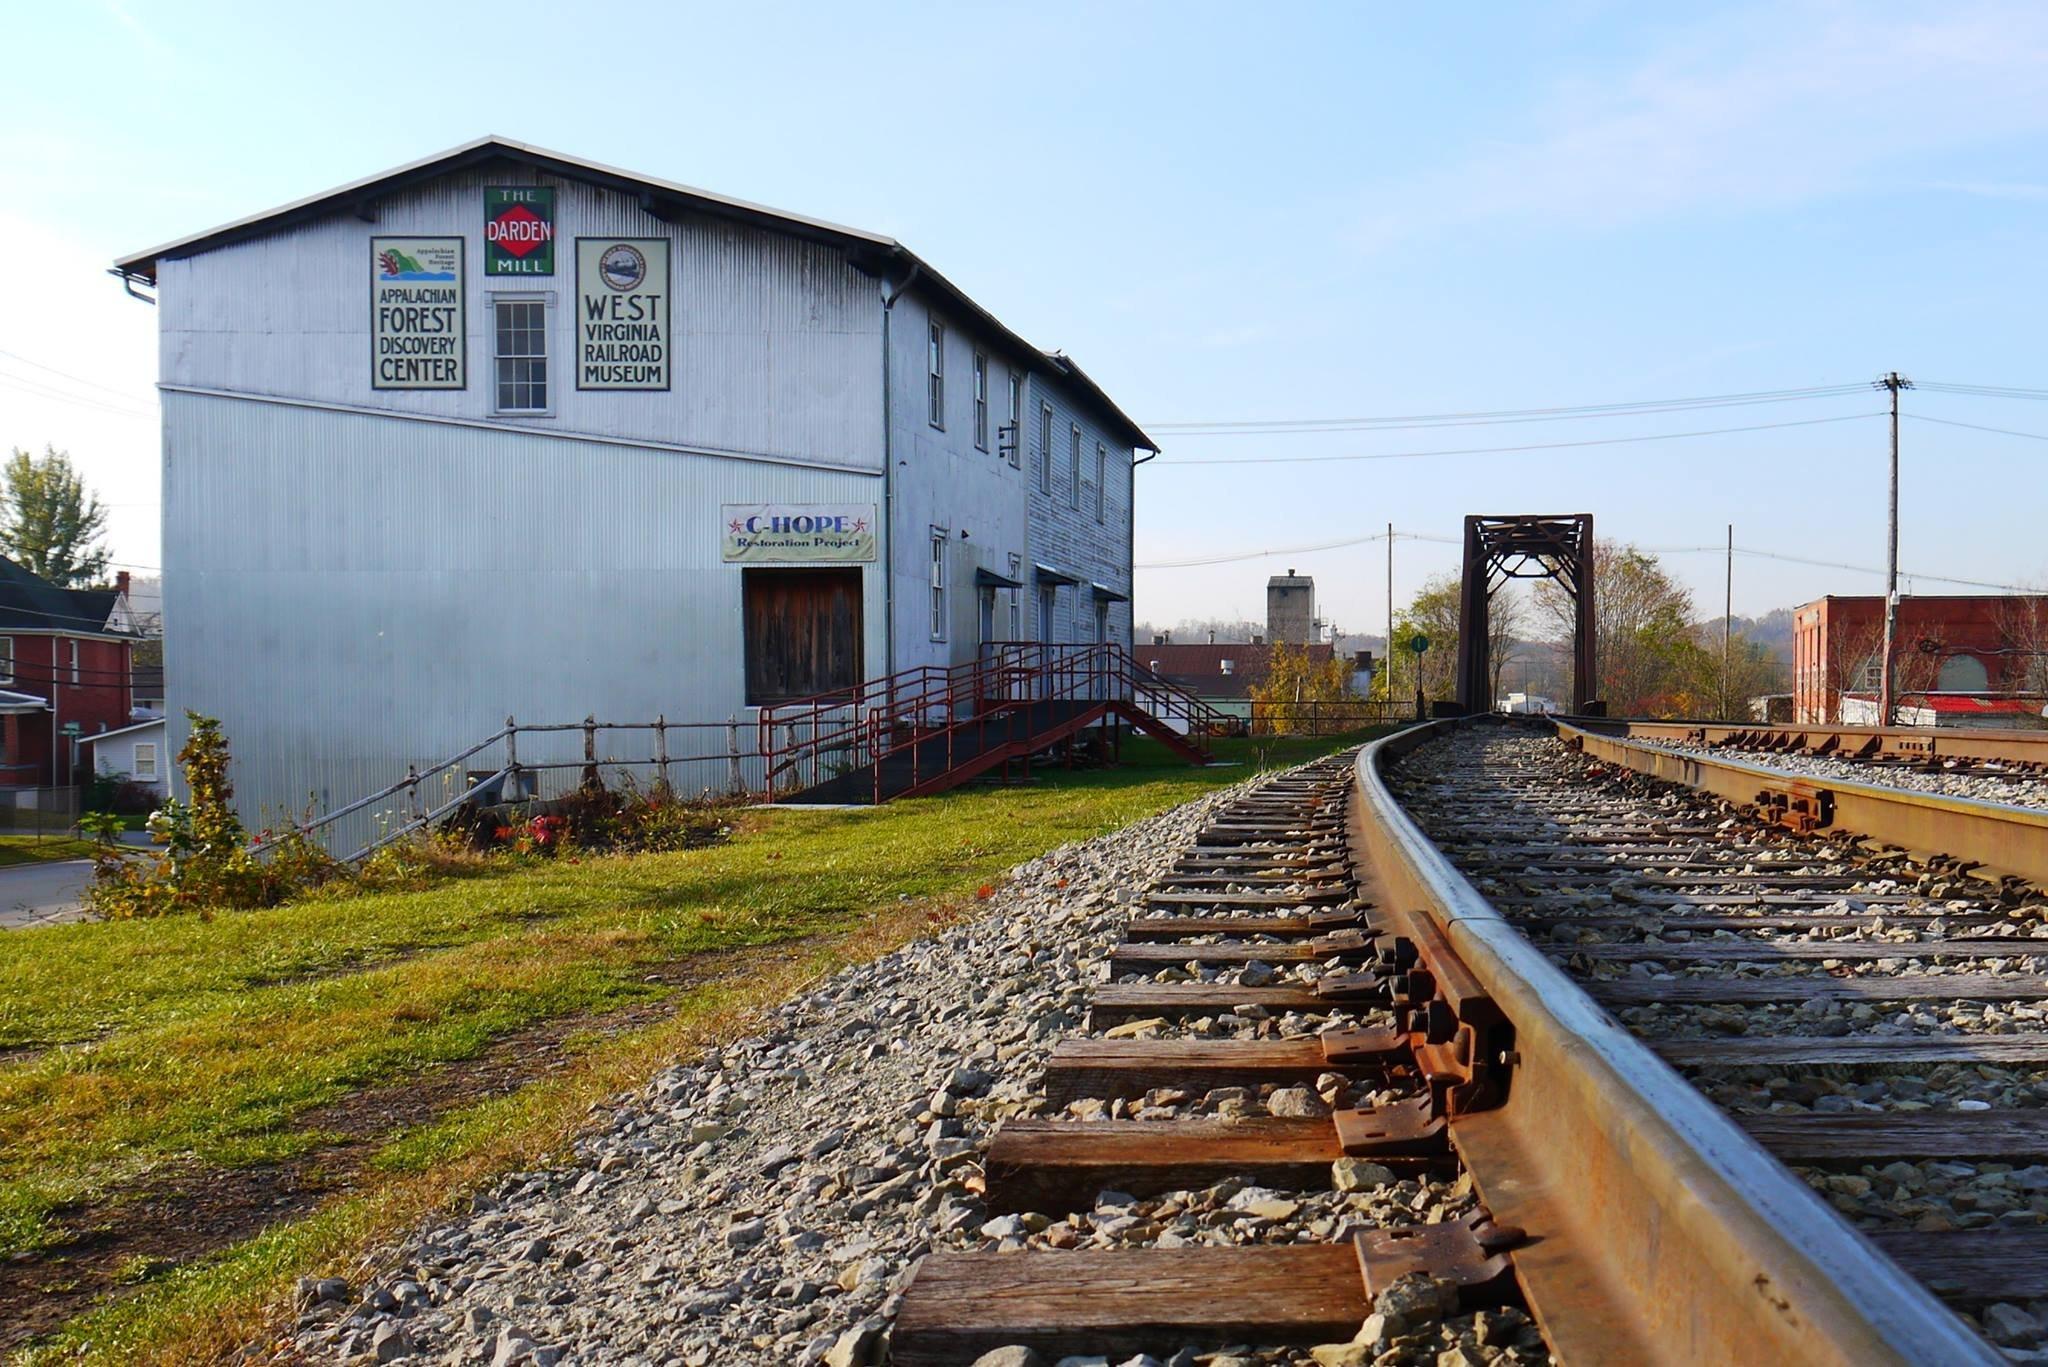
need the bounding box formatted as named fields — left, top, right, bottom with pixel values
left=0, top=445, right=110, bottom=586
left=1369, top=574, right=1523, bottom=706
left=1536, top=542, right=1705, bottom=716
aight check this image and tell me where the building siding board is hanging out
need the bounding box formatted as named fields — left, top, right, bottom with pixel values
left=159, top=168, right=883, bottom=471
left=1026, top=373, right=1134, bottom=648
left=162, top=392, right=883, bottom=834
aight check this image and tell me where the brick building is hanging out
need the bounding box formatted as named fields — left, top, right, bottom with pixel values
left=0, top=561, right=140, bottom=788
left=1791, top=594, right=2048, bottom=725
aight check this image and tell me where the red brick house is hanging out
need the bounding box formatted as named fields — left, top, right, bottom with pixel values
left=0, top=561, right=140, bottom=788
left=1791, top=594, right=2048, bottom=725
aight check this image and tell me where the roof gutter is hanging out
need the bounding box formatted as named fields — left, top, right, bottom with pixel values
left=879, top=253, right=924, bottom=679
left=107, top=268, right=156, bottom=306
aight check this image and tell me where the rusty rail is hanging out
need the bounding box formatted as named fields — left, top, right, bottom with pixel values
left=1565, top=716, right=2048, bottom=767
left=1557, top=719, right=2048, bottom=886
left=1351, top=718, right=1997, bottom=1364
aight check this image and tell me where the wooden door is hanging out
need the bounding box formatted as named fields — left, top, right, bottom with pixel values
left=744, top=568, right=864, bottom=704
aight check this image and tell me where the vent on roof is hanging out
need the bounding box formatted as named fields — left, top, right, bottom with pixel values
left=1220, top=659, right=1234, bottom=676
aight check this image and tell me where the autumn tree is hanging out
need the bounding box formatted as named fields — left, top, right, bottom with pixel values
left=0, top=446, right=110, bottom=587
left=1250, top=643, right=1352, bottom=734
left=1535, top=542, right=1703, bottom=716
left=1370, top=573, right=1523, bottom=706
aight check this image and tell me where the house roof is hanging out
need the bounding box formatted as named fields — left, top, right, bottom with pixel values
left=0, top=558, right=127, bottom=634
left=113, top=135, right=1158, bottom=454
left=1140, top=642, right=1337, bottom=699
left=79, top=716, right=167, bottom=747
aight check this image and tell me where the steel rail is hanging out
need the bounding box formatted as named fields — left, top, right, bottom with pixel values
left=1353, top=719, right=1998, bottom=1365
left=1567, top=716, right=2048, bottom=767
left=1560, top=720, right=2048, bottom=886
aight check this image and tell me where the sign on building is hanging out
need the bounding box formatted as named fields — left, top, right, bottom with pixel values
left=485, top=187, right=554, bottom=275
left=723, top=505, right=878, bottom=563
left=576, top=238, right=670, bottom=390
left=371, top=237, right=465, bottom=390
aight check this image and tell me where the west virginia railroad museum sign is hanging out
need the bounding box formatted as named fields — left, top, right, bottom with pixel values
left=576, top=238, right=670, bottom=390
left=722, top=505, right=878, bottom=564
left=484, top=187, right=554, bottom=276
left=371, top=237, right=465, bottom=389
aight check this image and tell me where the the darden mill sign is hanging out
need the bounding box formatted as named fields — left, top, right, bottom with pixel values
left=722, top=505, right=877, bottom=564
left=484, top=187, right=554, bottom=275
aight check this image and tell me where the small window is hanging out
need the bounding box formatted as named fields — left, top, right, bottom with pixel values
left=0, top=636, right=12, bottom=684
left=929, top=529, right=947, bottom=640
left=927, top=319, right=945, bottom=429
left=1094, top=443, right=1106, bottom=523
left=972, top=352, right=989, bottom=451
left=1037, top=403, right=1053, bottom=494
left=132, top=742, right=158, bottom=781
left=1007, top=554, right=1023, bottom=639
left=493, top=296, right=549, bottom=413
left=1069, top=425, right=1082, bottom=510
left=1038, top=584, right=1057, bottom=643
left=69, top=640, right=79, bottom=685
left=1005, top=372, right=1023, bottom=468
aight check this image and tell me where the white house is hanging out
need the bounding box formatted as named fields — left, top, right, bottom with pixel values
left=113, top=138, right=1155, bottom=828
left=78, top=716, right=168, bottom=800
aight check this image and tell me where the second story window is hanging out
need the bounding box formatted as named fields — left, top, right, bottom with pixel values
left=1006, top=371, right=1022, bottom=468
left=69, top=640, right=79, bottom=685
left=1095, top=443, right=1107, bottom=523
left=1037, top=403, right=1053, bottom=494
left=0, top=637, right=12, bottom=685
left=972, top=352, right=989, bottom=451
left=1069, top=425, right=1082, bottom=510
left=927, top=319, right=945, bottom=429
left=492, top=295, right=549, bottom=413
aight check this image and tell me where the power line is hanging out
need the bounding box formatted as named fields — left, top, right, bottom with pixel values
left=1146, top=383, right=1871, bottom=435
left=1907, top=412, right=2048, bottom=442
left=0, top=348, right=157, bottom=404
left=0, top=373, right=157, bottom=422
left=1137, top=528, right=1457, bottom=570
left=1916, top=380, right=2048, bottom=401
left=1155, top=411, right=1882, bottom=467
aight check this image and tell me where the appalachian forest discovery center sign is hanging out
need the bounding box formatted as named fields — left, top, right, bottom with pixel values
left=576, top=238, right=670, bottom=390
left=371, top=236, right=465, bottom=390
left=485, top=187, right=554, bottom=276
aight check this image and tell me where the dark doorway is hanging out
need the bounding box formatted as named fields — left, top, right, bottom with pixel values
left=743, top=568, right=864, bottom=704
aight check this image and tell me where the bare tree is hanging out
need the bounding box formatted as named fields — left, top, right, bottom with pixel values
left=1534, top=542, right=1698, bottom=715
left=1487, top=587, right=1525, bottom=703
left=1994, top=594, right=2048, bottom=697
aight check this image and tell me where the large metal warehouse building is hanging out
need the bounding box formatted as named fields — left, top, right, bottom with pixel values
left=113, top=137, right=1156, bottom=827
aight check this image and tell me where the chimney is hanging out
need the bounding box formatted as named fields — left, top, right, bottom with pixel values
left=1208, top=629, right=1216, bottom=644
left=1252, top=634, right=1264, bottom=646
left=116, top=570, right=130, bottom=597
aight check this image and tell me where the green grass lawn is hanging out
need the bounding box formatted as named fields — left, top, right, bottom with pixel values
left=0, top=836, right=102, bottom=868
left=0, top=729, right=1379, bottom=1364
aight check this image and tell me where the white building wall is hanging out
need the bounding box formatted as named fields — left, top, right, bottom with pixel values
left=162, top=392, right=884, bottom=835
left=1026, top=375, right=1136, bottom=649
left=156, top=169, right=884, bottom=472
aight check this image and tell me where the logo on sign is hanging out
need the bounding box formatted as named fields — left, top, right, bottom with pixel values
left=599, top=243, right=647, bottom=291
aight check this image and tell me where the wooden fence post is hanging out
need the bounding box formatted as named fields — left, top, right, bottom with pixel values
left=727, top=715, right=742, bottom=796
left=655, top=714, right=671, bottom=795
left=582, top=715, right=599, bottom=789
left=504, top=715, right=520, bottom=800
left=404, top=763, right=422, bottom=829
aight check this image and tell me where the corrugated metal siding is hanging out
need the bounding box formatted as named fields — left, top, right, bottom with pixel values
left=158, top=168, right=884, bottom=471
left=163, top=391, right=883, bottom=838
left=1026, top=374, right=1134, bottom=648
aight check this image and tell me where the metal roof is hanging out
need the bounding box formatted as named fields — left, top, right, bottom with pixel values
left=113, top=136, right=1158, bottom=453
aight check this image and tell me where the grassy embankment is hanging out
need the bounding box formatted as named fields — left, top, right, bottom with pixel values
left=0, top=730, right=1378, bottom=1364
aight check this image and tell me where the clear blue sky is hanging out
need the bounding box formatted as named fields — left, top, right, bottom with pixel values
left=6, top=1, right=2047, bottom=635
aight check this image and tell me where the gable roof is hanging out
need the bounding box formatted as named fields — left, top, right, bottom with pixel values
left=0, top=558, right=126, bottom=634
left=113, top=135, right=1157, bottom=453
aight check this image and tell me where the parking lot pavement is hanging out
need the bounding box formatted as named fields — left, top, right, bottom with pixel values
left=0, top=858, right=94, bottom=929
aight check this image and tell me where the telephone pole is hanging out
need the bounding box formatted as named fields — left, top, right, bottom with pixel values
left=1385, top=523, right=1395, bottom=708
left=1723, top=523, right=1733, bottom=719
left=1875, top=372, right=1912, bottom=726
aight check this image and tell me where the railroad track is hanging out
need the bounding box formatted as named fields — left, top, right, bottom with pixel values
left=889, top=719, right=2048, bottom=1364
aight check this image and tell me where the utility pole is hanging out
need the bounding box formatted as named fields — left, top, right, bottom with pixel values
left=1386, top=522, right=1395, bottom=709
left=1875, top=372, right=1912, bottom=726
left=1723, top=523, right=1733, bottom=720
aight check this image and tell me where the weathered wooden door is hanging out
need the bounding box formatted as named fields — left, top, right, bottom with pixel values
left=743, top=568, right=864, bottom=704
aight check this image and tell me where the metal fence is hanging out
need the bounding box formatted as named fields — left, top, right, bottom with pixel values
left=0, top=786, right=82, bottom=836
left=1245, top=699, right=1415, bottom=735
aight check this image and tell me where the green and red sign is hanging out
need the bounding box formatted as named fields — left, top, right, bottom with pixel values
left=485, top=187, right=554, bottom=276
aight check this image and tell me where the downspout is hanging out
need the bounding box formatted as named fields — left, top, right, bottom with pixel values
left=879, top=256, right=922, bottom=679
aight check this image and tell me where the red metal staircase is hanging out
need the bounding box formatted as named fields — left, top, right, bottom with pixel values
left=760, top=643, right=1230, bottom=804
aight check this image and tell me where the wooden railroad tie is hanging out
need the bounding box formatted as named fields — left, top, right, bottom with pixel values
left=1041, top=1026, right=1409, bottom=1105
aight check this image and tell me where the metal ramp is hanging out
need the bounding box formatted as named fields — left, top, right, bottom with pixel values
left=760, top=643, right=1227, bottom=804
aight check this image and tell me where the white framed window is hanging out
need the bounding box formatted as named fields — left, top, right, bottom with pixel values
left=69, top=640, right=79, bottom=685
left=0, top=637, right=12, bottom=685
left=972, top=351, right=989, bottom=451
left=1037, top=403, right=1053, bottom=494
left=1069, top=425, right=1082, bottom=510
left=929, top=529, right=947, bottom=640
left=1038, top=584, right=1057, bottom=643
left=1094, top=443, right=1106, bottom=523
left=1007, top=554, right=1023, bottom=639
left=492, top=294, right=550, bottom=414
left=927, top=318, right=945, bottom=429
left=1005, top=371, right=1023, bottom=469
left=132, top=742, right=158, bottom=781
